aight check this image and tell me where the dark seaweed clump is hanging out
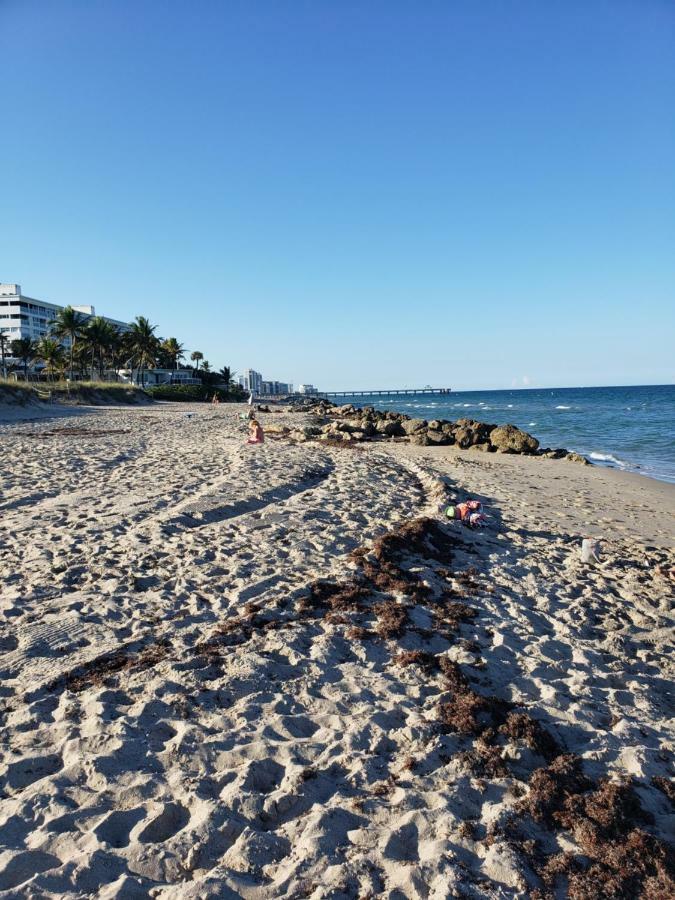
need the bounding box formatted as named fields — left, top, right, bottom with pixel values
left=51, top=640, right=170, bottom=693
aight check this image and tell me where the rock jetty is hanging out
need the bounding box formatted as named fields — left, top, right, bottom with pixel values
left=276, top=400, right=589, bottom=463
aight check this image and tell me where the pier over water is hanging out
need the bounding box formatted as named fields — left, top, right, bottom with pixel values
left=318, top=388, right=452, bottom=398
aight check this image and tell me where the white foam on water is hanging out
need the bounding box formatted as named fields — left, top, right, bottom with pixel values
left=507, top=404, right=513, bottom=408
left=528, top=422, right=536, bottom=426
left=555, top=405, right=571, bottom=409
left=589, top=452, right=629, bottom=469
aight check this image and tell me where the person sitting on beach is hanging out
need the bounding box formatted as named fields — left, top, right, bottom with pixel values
left=211, top=393, right=220, bottom=405
left=247, top=419, right=264, bottom=444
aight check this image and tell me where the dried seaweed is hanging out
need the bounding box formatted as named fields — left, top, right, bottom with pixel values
left=438, top=657, right=471, bottom=691
left=19, top=428, right=131, bottom=438
left=52, top=640, right=170, bottom=693
left=369, top=517, right=455, bottom=566
left=437, top=690, right=502, bottom=736
left=345, top=625, right=373, bottom=641
left=499, top=712, right=561, bottom=762
left=373, top=600, right=408, bottom=639
left=393, top=650, right=438, bottom=671
left=350, top=517, right=455, bottom=601
left=517, top=754, right=592, bottom=828
left=652, top=776, right=675, bottom=806
left=300, top=579, right=371, bottom=613
left=557, top=777, right=653, bottom=841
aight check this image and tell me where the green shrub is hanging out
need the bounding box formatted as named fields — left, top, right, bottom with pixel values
left=145, top=384, right=236, bottom=402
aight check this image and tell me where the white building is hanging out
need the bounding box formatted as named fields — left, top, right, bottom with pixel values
left=238, top=368, right=263, bottom=394
left=0, top=283, right=129, bottom=351
left=298, top=383, right=318, bottom=395
left=261, top=380, right=292, bottom=396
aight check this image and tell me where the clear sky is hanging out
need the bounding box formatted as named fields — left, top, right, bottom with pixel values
left=1, top=0, right=673, bottom=390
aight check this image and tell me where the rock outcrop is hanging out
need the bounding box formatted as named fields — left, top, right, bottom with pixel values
left=284, top=398, right=588, bottom=463
left=489, top=424, right=539, bottom=454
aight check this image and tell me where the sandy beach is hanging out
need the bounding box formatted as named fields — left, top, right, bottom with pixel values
left=0, top=401, right=673, bottom=898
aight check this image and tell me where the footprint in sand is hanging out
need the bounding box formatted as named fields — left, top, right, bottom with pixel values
left=136, top=802, right=190, bottom=843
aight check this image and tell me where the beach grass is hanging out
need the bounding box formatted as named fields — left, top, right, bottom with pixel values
left=0, top=379, right=150, bottom=406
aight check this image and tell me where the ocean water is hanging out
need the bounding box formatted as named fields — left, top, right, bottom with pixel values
left=326, top=385, right=675, bottom=484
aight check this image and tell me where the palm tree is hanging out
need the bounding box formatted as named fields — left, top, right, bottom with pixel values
left=219, top=365, right=232, bottom=384
left=201, top=360, right=211, bottom=373
left=190, top=350, right=204, bottom=372
left=125, top=316, right=159, bottom=386
left=10, top=337, right=37, bottom=380
left=0, top=331, right=9, bottom=379
left=51, top=306, right=85, bottom=379
left=37, top=338, right=66, bottom=381
left=161, top=337, right=185, bottom=370
left=83, top=317, right=120, bottom=379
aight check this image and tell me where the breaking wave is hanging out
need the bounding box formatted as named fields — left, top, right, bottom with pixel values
left=589, top=452, right=629, bottom=469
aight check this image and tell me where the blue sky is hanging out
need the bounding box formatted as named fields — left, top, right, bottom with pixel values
left=1, top=0, right=673, bottom=390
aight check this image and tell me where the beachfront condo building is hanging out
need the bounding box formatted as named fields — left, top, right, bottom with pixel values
left=0, top=284, right=129, bottom=353
left=238, top=368, right=264, bottom=394
left=239, top=369, right=296, bottom=395
left=261, top=380, right=293, bottom=395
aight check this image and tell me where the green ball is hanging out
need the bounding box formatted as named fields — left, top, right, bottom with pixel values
left=446, top=506, right=456, bottom=519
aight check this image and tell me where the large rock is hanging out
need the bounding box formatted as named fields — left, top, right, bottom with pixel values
left=328, top=421, right=357, bottom=433
left=453, top=426, right=474, bottom=449
left=375, top=419, right=404, bottom=437
left=409, top=433, right=431, bottom=446
left=489, top=424, right=539, bottom=454
left=540, top=448, right=568, bottom=459
left=401, top=418, right=428, bottom=436
left=427, top=430, right=450, bottom=445
left=452, top=418, right=494, bottom=445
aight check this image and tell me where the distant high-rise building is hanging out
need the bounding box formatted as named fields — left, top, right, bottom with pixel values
left=239, top=368, right=263, bottom=394
left=261, top=380, right=292, bottom=396
left=298, top=383, right=318, bottom=395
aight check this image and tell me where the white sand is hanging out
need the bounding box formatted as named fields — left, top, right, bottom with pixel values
left=0, top=402, right=672, bottom=897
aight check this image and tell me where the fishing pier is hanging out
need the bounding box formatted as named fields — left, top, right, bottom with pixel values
left=318, top=388, right=452, bottom=398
